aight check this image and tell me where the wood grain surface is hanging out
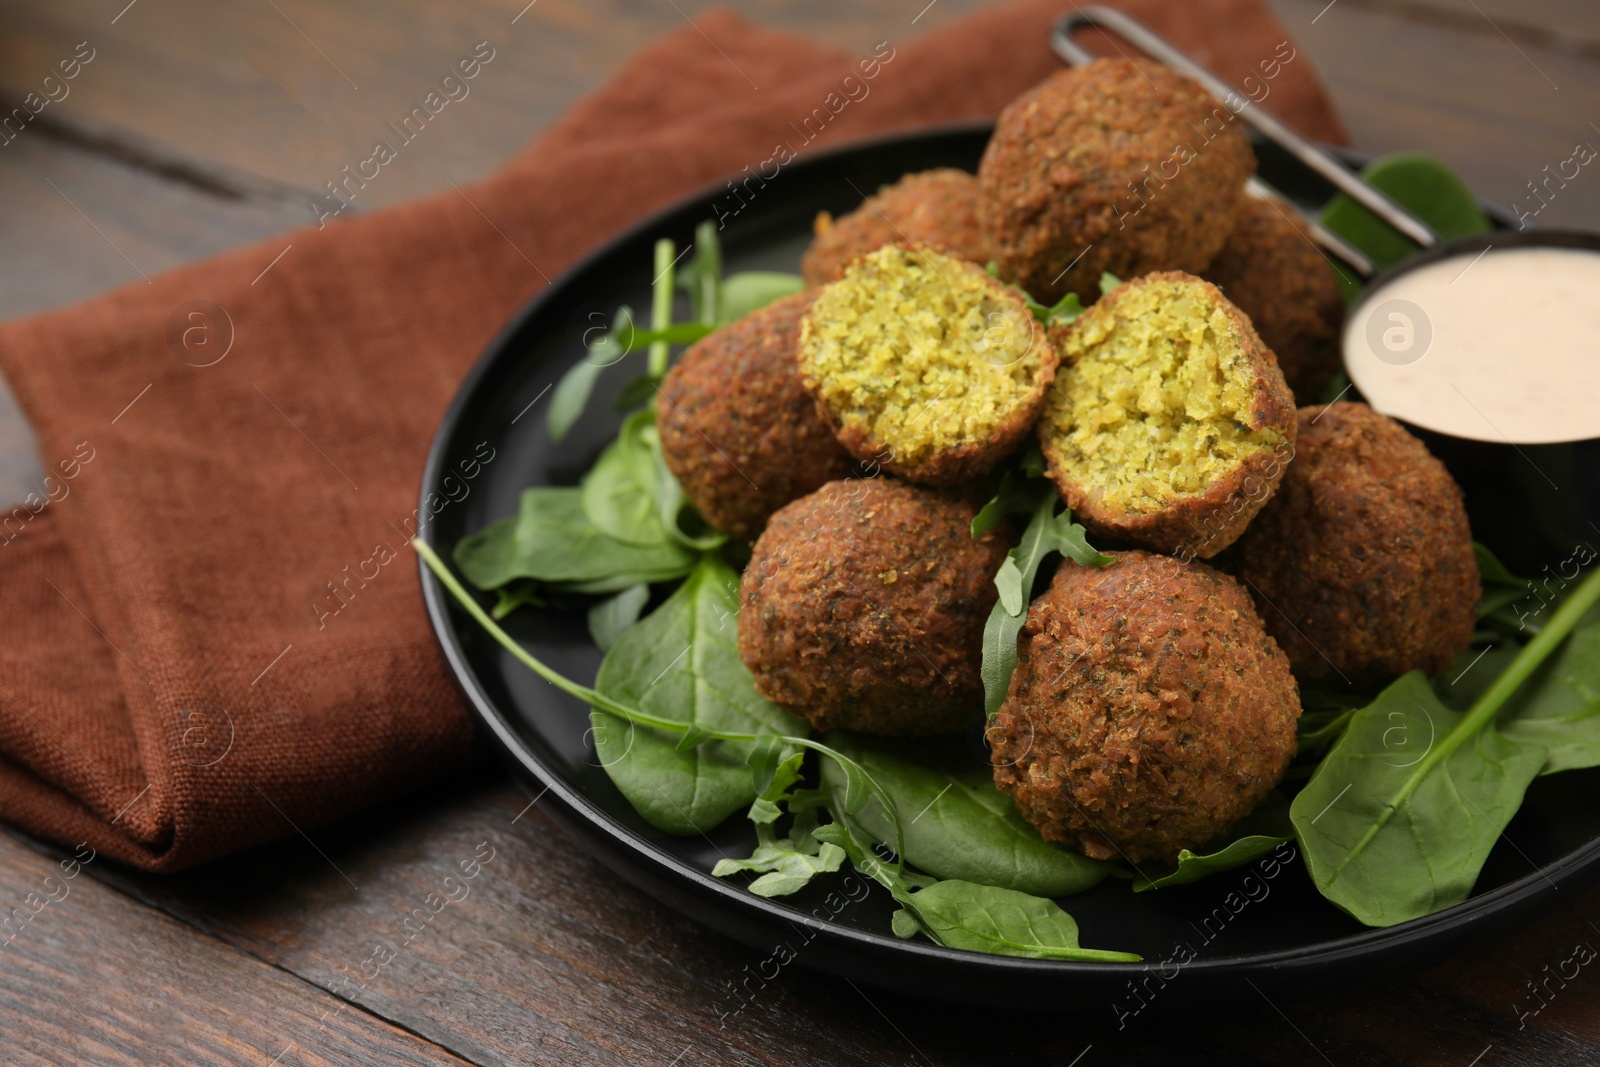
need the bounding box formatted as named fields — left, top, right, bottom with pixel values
left=1, top=1, right=1599, bottom=1064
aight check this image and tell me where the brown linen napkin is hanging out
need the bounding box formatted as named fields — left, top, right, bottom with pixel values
left=0, top=0, right=1347, bottom=871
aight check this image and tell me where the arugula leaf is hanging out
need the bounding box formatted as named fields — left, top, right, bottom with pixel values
left=1132, top=792, right=1292, bottom=891
left=890, top=880, right=1140, bottom=962
left=1320, top=152, right=1491, bottom=273
left=1099, top=272, right=1122, bottom=295
left=591, top=555, right=807, bottom=835
left=586, top=583, right=650, bottom=653
left=983, top=260, right=1086, bottom=325
left=713, top=756, right=845, bottom=898
left=818, top=733, right=1110, bottom=898
left=979, top=484, right=1111, bottom=713
left=453, top=487, right=694, bottom=592
left=678, top=220, right=723, bottom=325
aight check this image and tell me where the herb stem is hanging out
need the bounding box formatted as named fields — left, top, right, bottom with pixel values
left=649, top=238, right=675, bottom=378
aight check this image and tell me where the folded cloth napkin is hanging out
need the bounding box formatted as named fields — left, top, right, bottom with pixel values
left=0, top=0, right=1347, bottom=870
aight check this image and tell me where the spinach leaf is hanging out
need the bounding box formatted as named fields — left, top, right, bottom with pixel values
left=549, top=306, right=635, bottom=442
left=1132, top=793, right=1292, bottom=891
left=582, top=412, right=672, bottom=546
left=651, top=433, right=728, bottom=552
left=1291, top=672, right=1548, bottom=926
left=1320, top=152, right=1491, bottom=272
left=587, top=584, right=650, bottom=653
left=817, top=732, right=1110, bottom=897
left=591, top=555, right=807, bottom=835
left=491, top=581, right=544, bottom=620
left=720, top=272, right=804, bottom=323
left=453, top=487, right=694, bottom=592
left=889, top=879, right=1140, bottom=962
left=979, top=485, right=1111, bottom=713
left=1499, top=622, right=1600, bottom=775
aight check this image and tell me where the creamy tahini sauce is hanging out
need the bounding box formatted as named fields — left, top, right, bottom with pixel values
left=1343, top=246, right=1600, bottom=444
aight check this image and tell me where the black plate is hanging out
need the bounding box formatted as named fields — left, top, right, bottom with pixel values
left=417, top=121, right=1600, bottom=1010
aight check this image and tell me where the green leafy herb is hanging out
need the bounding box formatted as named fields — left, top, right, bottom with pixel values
left=984, top=261, right=1086, bottom=326
left=549, top=306, right=634, bottom=442
left=491, top=581, right=544, bottom=620
left=1498, top=621, right=1600, bottom=775
left=719, top=272, right=804, bottom=323
left=978, top=483, right=1111, bottom=714
left=817, top=733, right=1111, bottom=897
left=581, top=411, right=674, bottom=546
left=1320, top=152, right=1491, bottom=274
left=1099, top=272, right=1122, bottom=295
left=651, top=435, right=729, bottom=552
left=712, top=755, right=845, bottom=897
left=453, top=487, right=695, bottom=594
left=1132, top=793, right=1292, bottom=891
left=1291, top=673, right=1547, bottom=926
left=591, top=555, right=807, bottom=835
left=678, top=221, right=723, bottom=325
left=422, top=536, right=1138, bottom=960
left=888, top=879, right=1140, bottom=962
left=1291, top=565, right=1600, bottom=926
left=586, top=584, right=650, bottom=653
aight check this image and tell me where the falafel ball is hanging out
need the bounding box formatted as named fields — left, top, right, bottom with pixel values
left=800, top=169, right=994, bottom=288
left=978, top=59, right=1256, bottom=305
left=989, top=550, right=1300, bottom=865
left=799, top=243, right=1058, bottom=486
left=1204, top=194, right=1345, bottom=403
left=1229, top=402, right=1478, bottom=682
left=738, top=477, right=1007, bottom=735
left=1039, top=271, right=1297, bottom=558
left=657, top=292, right=857, bottom=541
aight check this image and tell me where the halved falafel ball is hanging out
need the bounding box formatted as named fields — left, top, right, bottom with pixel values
left=1229, top=402, right=1478, bottom=682
left=978, top=59, right=1256, bottom=305
left=1039, top=271, right=1297, bottom=558
left=989, top=550, right=1300, bottom=865
left=738, top=478, right=1007, bottom=735
left=1204, top=194, right=1345, bottom=404
left=657, top=292, right=857, bottom=541
left=799, top=243, right=1058, bottom=486
left=800, top=169, right=994, bottom=288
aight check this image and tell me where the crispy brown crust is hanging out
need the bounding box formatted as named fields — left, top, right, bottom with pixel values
left=1227, top=402, right=1479, bottom=682
left=804, top=248, right=1059, bottom=486
left=1204, top=195, right=1345, bottom=404
left=738, top=478, right=1008, bottom=735
left=977, top=60, right=1255, bottom=305
left=800, top=169, right=994, bottom=288
left=657, top=292, right=857, bottom=541
left=989, top=550, right=1300, bottom=865
left=1040, top=272, right=1298, bottom=558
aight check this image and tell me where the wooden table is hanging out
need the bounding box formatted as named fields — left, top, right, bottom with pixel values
left=3, top=2, right=1599, bottom=1063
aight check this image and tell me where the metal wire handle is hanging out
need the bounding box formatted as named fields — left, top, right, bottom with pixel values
left=1051, top=6, right=1440, bottom=276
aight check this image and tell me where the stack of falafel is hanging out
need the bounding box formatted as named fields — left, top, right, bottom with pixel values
left=657, top=59, right=1479, bottom=867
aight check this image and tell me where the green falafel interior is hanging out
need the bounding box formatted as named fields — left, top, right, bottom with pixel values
left=799, top=244, right=1056, bottom=483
